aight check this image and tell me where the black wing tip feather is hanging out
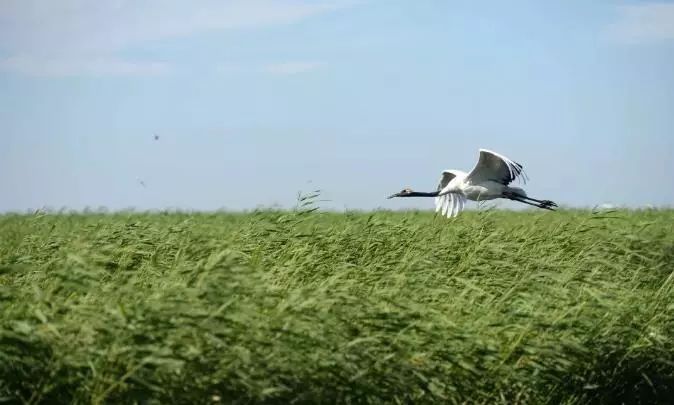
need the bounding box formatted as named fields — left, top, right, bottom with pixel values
left=500, top=159, right=528, bottom=186
left=512, top=160, right=528, bottom=185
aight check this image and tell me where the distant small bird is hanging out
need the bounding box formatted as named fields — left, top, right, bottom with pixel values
left=137, top=178, right=147, bottom=188
left=388, top=149, right=557, bottom=218
left=154, top=134, right=159, bottom=141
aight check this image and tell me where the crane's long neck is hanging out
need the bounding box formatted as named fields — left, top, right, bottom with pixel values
left=406, top=191, right=439, bottom=197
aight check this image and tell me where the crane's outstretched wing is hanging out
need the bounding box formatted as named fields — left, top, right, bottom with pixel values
left=434, top=170, right=455, bottom=214
left=465, top=149, right=528, bottom=186
left=434, top=170, right=467, bottom=218
left=435, top=192, right=466, bottom=218
left=436, top=170, right=457, bottom=191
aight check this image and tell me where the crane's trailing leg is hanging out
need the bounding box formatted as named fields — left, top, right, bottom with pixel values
left=503, top=190, right=557, bottom=211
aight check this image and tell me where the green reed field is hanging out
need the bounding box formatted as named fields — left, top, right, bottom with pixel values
left=1, top=202, right=673, bottom=404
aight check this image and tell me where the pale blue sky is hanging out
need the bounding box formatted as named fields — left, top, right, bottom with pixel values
left=1, top=0, right=673, bottom=212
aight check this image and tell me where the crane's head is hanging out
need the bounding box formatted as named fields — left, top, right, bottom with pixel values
left=387, top=188, right=414, bottom=199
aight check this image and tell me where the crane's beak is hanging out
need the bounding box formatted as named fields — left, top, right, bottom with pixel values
left=387, top=192, right=401, bottom=199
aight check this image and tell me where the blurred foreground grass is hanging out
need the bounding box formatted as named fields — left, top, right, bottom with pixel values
left=1, top=206, right=673, bottom=404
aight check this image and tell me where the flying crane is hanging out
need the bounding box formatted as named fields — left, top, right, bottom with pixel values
left=387, top=149, right=557, bottom=217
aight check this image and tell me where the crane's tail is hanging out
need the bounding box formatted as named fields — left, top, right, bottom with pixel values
left=503, top=189, right=557, bottom=211
left=508, top=187, right=527, bottom=197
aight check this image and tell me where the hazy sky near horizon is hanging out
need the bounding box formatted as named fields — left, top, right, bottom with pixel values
left=1, top=0, right=673, bottom=212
